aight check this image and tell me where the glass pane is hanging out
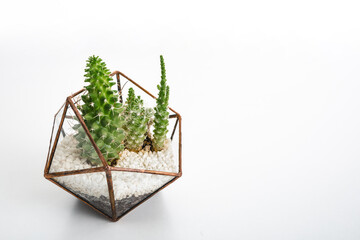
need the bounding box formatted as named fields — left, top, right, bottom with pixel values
left=167, top=117, right=180, bottom=173
left=49, top=104, right=104, bottom=173
left=111, top=171, right=174, bottom=218
left=53, top=172, right=112, bottom=217
left=46, top=103, right=65, bottom=163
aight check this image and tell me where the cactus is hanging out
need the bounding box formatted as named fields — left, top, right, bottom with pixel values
left=74, top=56, right=125, bottom=165
left=123, top=88, right=153, bottom=151
left=153, top=55, right=170, bottom=151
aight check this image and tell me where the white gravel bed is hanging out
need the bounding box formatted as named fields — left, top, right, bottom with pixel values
left=51, top=135, right=177, bottom=200
left=115, top=138, right=178, bottom=172
left=50, top=135, right=95, bottom=173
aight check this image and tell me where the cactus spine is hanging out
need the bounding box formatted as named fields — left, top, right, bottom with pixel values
left=75, top=56, right=125, bottom=165
left=153, top=55, right=170, bottom=151
left=123, top=88, right=153, bottom=151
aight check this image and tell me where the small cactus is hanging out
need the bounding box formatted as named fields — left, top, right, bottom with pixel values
left=74, top=56, right=125, bottom=165
left=123, top=88, right=153, bottom=151
left=153, top=55, right=170, bottom=151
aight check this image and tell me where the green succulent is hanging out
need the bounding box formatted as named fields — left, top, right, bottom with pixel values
left=74, top=56, right=125, bottom=165
left=153, top=55, right=170, bottom=151
left=123, top=88, right=153, bottom=151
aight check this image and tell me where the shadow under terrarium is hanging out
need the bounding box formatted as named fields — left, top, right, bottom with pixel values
left=72, top=200, right=109, bottom=222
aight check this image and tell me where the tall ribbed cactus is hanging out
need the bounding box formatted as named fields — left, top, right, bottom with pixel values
left=74, top=56, right=125, bottom=165
left=153, top=55, right=170, bottom=151
left=123, top=88, right=153, bottom=151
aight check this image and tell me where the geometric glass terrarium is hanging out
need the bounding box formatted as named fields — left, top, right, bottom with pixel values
left=44, top=70, right=182, bottom=222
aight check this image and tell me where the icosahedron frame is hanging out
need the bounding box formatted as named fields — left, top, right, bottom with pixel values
left=44, top=71, right=182, bottom=222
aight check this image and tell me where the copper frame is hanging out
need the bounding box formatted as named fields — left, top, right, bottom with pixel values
left=44, top=71, right=182, bottom=222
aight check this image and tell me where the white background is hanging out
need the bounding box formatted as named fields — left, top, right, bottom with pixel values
left=1, top=0, right=360, bottom=239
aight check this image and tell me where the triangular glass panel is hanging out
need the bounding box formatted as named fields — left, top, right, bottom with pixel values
left=49, top=104, right=104, bottom=173
left=167, top=116, right=180, bottom=173
left=111, top=171, right=174, bottom=218
left=46, top=103, right=66, bottom=164
left=53, top=171, right=112, bottom=217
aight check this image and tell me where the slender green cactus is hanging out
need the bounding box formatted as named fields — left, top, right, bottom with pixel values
left=74, top=56, right=125, bottom=165
left=153, top=55, right=170, bottom=151
left=123, top=88, right=153, bottom=151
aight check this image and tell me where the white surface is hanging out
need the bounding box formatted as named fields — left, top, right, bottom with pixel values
left=1, top=0, right=360, bottom=239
